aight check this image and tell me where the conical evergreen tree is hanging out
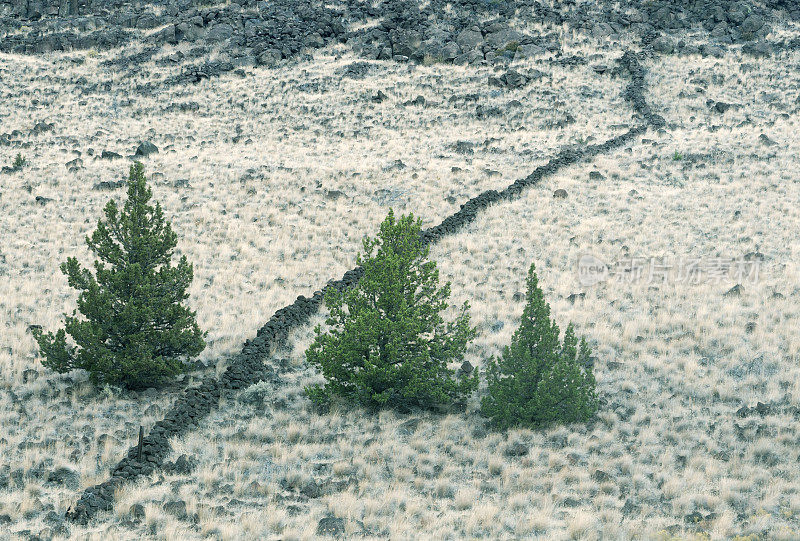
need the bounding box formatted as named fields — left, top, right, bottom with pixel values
left=481, top=263, right=597, bottom=429
left=305, top=209, right=477, bottom=411
left=32, top=162, right=206, bottom=389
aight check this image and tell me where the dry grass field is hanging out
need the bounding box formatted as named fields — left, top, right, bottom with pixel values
left=1, top=17, right=799, bottom=541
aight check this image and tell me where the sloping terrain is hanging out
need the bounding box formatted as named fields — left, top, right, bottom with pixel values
left=97, top=53, right=800, bottom=540
left=1, top=0, right=799, bottom=539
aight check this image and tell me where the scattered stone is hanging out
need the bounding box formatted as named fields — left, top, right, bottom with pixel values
left=589, top=171, right=605, bottom=180
left=300, top=480, right=322, bottom=498
left=163, top=500, right=187, bottom=519
left=101, top=150, right=122, bottom=160
left=553, top=189, right=568, bottom=199
left=742, top=41, right=772, bottom=58
left=257, top=50, right=281, bottom=67
left=170, top=455, right=196, bottom=475
left=32, top=121, right=54, bottom=134
left=339, top=62, right=372, bottom=79
left=488, top=69, right=540, bottom=90
left=652, top=36, right=674, bottom=54
left=456, top=29, right=483, bottom=51
left=723, top=284, right=743, bottom=297
left=454, top=141, right=474, bottom=155
left=93, top=180, right=126, bottom=190
left=621, top=499, right=639, bottom=515
left=325, top=189, right=347, bottom=201
left=703, top=44, right=725, bottom=58
left=685, top=511, right=704, bottom=524
left=43, top=510, right=69, bottom=535
left=759, top=133, right=777, bottom=147
left=453, top=50, right=483, bottom=65
left=135, top=141, right=159, bottom=157
left=317, top=516, right=346, bottom=537
left=515, top=44, right=546, bottom=59
left=35, top=196, right=53, bottom=205
left=712, top=101, right=732, bottom=114
left=475, top=105, right=503, bottom=119
left=382, top=159, right=406, bottom=172
left=566, top=292, right=585, bottom=304
left=371, top=90, right=388, bottom=103
left=592, top=470, right=612, bottom=483
left=65, top=158, right=83, bottom=171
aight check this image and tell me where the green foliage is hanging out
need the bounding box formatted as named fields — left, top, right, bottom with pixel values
left=12, top=153, right=26, bottom=170
left=305, top=209, right=478, bottom=412
left=422, top=54, right=446, bottom=66
left=32, top=162, right=206, bottom=389
left=481, top=263, right=597, bottom=429
left=496, top=40, right=520, bottom=54
left=672, top=150, right=683, bottom=161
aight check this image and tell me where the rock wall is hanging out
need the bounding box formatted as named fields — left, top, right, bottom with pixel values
left=0, top=0, right=158, bottom=19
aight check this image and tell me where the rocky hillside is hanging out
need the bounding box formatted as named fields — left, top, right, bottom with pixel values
left=2, top=0, right=798, bottom=63
left=1, top=0, right=800, bottom=539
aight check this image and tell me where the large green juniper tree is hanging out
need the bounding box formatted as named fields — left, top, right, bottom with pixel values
left=481, top=263, right=597, bottom=429
left=305, top=209, right=477, bottom=411
left=32, top=162, right=206, bottom=389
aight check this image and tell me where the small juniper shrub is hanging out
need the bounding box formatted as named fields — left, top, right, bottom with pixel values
left=305, top=209, right=478, bottom=412
left=32, top=162, right=206, bottom=389
left=481, top=263, right=597, bottom=429
left=12, top=153, right=26, bottom=170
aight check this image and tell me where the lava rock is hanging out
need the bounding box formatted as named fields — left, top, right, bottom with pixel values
left=724, top=284, right=743, bottom=297
left=652, top=36, right=674, bottom=54
left=759, top=133, right=777, bottom=146
left=135, top=141, right=159, bottom=157
left=742, top=41, right=773, bottom=58
left=163, top=500, right=187, bottom=519
left=317, top=516, right=346, bottom=536
left=101, top=150, right=122, bottom=160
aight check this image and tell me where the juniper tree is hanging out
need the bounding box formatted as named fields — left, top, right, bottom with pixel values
left=305, top=209, right=477, bottom=411
left=12, top=153, right=26, bottom=170
left=32, top=162, right=206, bottom=389
left=481, top=263, right=597, bottom=429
